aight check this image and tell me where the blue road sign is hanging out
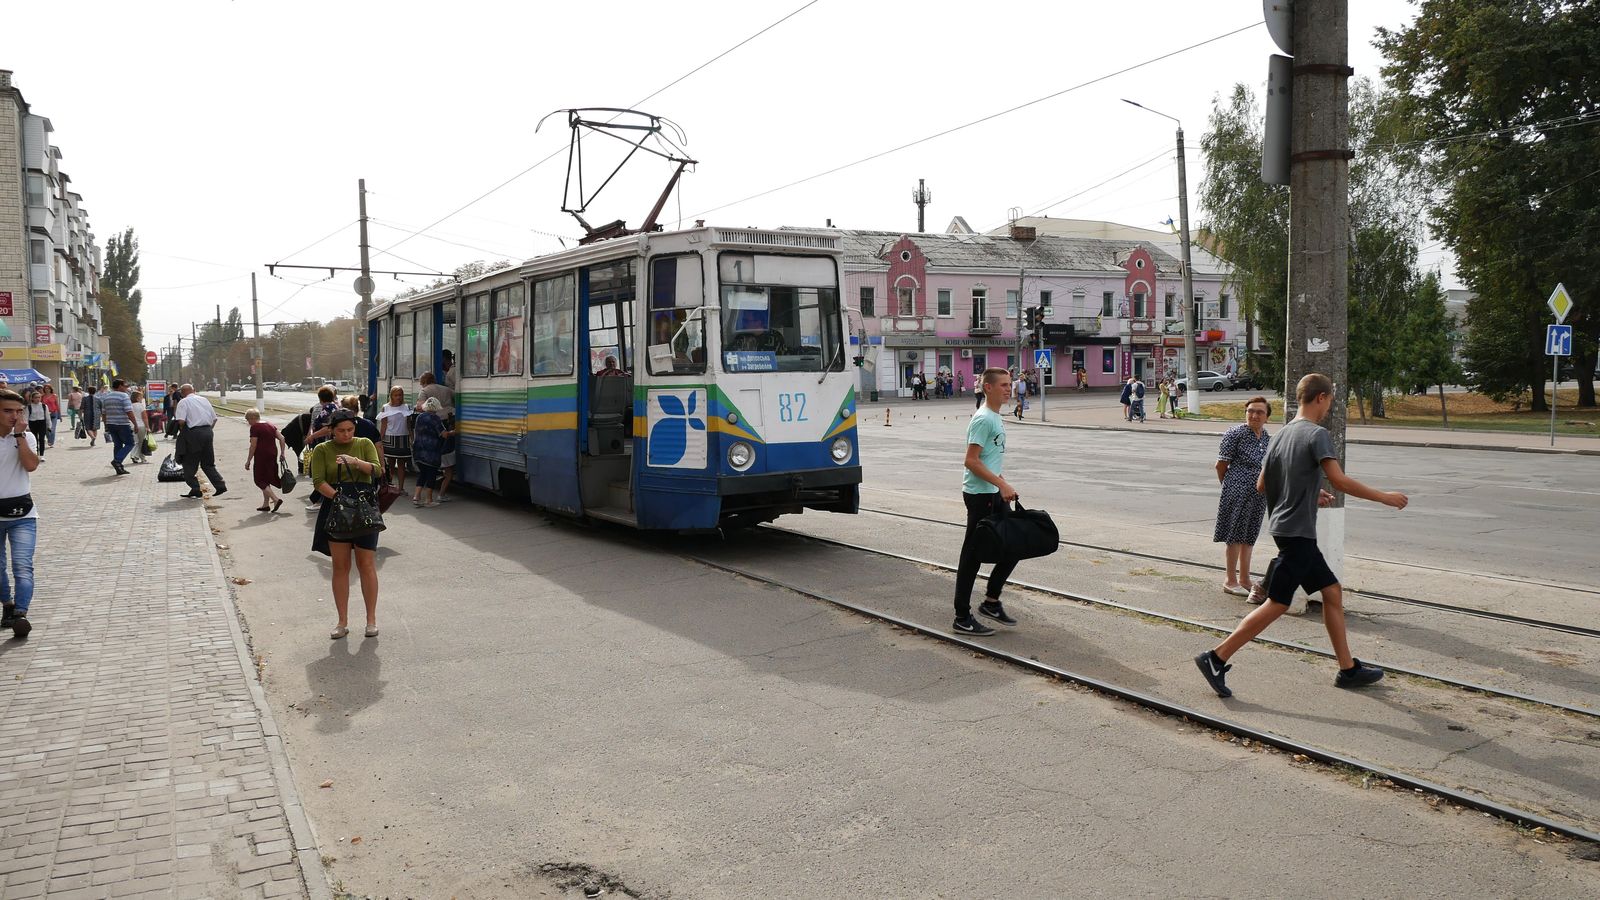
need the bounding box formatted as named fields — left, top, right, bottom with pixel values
left=1034, top=349, right=1054, bottom=370
left=1546, top=324, right=1573, bottom=357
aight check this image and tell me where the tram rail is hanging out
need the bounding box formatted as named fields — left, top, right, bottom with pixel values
left=675, top=546, right=1600, bottom=846
left=856, top=506, right=1600, bottom=640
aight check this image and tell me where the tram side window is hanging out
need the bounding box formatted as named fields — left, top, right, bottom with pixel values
left=414, top=306, right=433, bottom=381
left=647, top=255, right=705, bottom=375
left=439, top=300, right=458, bottom=386
left=375, top=316, right=390, bottom=379
left=531, top=275, right=576, bottom=376
left=395, top=312, right=415, bottom=379
left=492, top=284, right=525, bottom=376
left=463, top=293, right=491, bottom=377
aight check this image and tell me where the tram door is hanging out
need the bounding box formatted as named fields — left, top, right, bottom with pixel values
left=577, top=260, right=636, bottom=516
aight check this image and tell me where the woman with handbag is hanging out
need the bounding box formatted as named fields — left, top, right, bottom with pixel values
left=310, top=410, right=384, bottom=639
left=24, top=389, right=49, bottom=461
left=244, top=409, right=290, bottom=513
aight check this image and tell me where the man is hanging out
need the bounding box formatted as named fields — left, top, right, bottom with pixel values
left=96, top=378, right=139, bottom=475
left=1131, top=377, right=1146, bottom=423
left=442, top=349, right=458, bottom=390
left=0, top=388, right=40, bottom=639
left=418, top=372, right=457, bottom=502
left=67, top=385, right=84, bottom=432
left=1194, top=373, right=1408, bottom=698
left=174, top=383, right=227, bottom=499
left=951, top=367, right=1023, bottom=637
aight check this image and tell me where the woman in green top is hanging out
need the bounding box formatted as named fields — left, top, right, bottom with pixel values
left=311, top=410, right=384, bottom=640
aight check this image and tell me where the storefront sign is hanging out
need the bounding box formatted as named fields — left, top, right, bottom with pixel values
left=0, top=348, right=30, bottom=362
left=1131, top=335, right=1161, bottom=346
left=1131, top=320, right=1152, bottom=334
left=0, top=292, right=11, bottom=317
left=32, top=344, right=63, bottom=361
left=881, top=334, right=1010, bottom=348
left=1162, top=337, right=1187, bottom=347
left=33, top=325, right=52, bottom=345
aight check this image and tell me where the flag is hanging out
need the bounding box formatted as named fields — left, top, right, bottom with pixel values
left=1162, top=216, right=1177, bottom=234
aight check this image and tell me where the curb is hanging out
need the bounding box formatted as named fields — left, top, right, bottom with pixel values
left=200, top=504, right=334, bottom=900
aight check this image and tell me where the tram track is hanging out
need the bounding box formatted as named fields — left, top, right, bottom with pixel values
left=856, top=505, right=1600, bottom=640
left=755, top=524, right=1600, bottom=721
left=675, top=543, right=1600, bottom=846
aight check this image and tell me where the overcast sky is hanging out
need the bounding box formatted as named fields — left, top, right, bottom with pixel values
left=6, top=0, right=1444, bottom=353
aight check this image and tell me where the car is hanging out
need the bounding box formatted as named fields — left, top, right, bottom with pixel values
left=1176, top=370, right=1234, bottom=393
left=1230, top=370, right=1262, bottom=391
left=288, top=382, right=303, bottom=392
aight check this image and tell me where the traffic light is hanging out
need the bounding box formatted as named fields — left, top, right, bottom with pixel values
left=1023, top=306, right=1040, bottom=331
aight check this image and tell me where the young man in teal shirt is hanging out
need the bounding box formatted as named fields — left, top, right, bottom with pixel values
left=952, top=367, right=1021, bottom=636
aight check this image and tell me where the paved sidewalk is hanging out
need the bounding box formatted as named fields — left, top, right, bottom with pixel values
left=0, top=436, right=325, bottom=898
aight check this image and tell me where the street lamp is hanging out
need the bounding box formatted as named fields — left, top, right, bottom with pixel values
left=1122, top=99, right=1200, bottom=414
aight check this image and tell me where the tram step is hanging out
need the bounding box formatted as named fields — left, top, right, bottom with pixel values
left=608, top=481, right=631, bottom=510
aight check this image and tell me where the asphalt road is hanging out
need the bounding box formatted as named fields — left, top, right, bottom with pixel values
left=855, top=412, right=1600, bottom=590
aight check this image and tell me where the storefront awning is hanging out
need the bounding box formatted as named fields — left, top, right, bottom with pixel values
left=0, top=368, right=50, bottom=385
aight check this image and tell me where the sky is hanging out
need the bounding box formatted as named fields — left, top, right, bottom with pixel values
left=4, top=0, right=1444, bottom=356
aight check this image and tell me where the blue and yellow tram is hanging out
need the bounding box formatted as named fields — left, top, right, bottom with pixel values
left=366, top=226, right=861, bottom=529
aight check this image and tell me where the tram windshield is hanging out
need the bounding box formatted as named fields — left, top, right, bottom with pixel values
left=718, top=253, right=843, bottom=373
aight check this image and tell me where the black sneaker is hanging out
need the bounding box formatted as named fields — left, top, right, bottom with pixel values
left=978, top=600, right=1017, bottom=626
left=1335, top=659, right=1384, bottom=689
left=1194, top=651, right=1233, bottom=698
left=181, top=491, right=203, bottom=499
left=10, top=611, right=29, bottom=640
left=212, top=488, right=228, bottom=497
left=1, top=603, right=12, bottom=628
left=952, top=616, right=996, bottom=637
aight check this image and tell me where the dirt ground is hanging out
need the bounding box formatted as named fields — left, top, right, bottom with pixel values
left=1201, top=388, right=1600, bottom=434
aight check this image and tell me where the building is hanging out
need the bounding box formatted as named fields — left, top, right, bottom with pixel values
left=838, top=219, right=1244, bottom=398
left=0, top=69, right=106, bottom=391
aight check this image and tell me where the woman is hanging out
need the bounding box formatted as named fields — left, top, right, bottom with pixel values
left=1214, top=396, right=1272, bottom=599
left=410, top=397, right=452, bottom=507
left=80, top=385, right=100, bottom=446
left=340, top=395, right=382, bottom=444
left=310, top=410, right=382, bottom=639
left=24, top=390, right=49, bottom=461
left=40, top=384, right=60, bottom=448
left=302, top=386, right=340, bottom=511
left=244, top=409, right=289, bottom=513
left=375, top=386, right=412, bottom=493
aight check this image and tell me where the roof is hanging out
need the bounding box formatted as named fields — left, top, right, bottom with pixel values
left=838, top=229, right=1188, bottom=276
left=982, top=216, right=1233, bottom=278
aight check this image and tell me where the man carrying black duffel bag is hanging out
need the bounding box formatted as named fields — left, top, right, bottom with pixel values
left=953, top=367, right=1023, bottom=637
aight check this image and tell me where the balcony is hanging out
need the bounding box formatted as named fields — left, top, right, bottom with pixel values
left=968, top=315, right=1002, bottom=336
left=1069, top=316, right=1102, bottom=333
left=880, top=315, right=936, bottom=335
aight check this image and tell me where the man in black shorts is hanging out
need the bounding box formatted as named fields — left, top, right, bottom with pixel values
left=1194, top=373, right=1408, bottom=697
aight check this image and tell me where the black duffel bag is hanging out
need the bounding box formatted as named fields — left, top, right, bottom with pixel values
left=973, top=500, right=1060, bottom=563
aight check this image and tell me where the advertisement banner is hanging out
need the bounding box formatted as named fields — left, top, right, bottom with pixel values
left=33, top=325, right=52, bottom=345
left=0, top=292, right=11, bottom=317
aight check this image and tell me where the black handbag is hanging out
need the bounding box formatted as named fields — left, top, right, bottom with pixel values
left=325, top=463, right=385, bottom=541
left=973, top=500, right=1060, bottom=563
left=277, top=460, right=297, bottom=494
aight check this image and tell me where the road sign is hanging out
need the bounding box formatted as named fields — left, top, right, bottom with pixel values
left=1034, top=349, right=1054, bottom=370
left=353, top=276, right=376, bottom=296
left=1548, top=283, right=1573, bottom=323
left=1546, top=324, right=1573, bottom=357
left=145, top=350, right=158, bottom=365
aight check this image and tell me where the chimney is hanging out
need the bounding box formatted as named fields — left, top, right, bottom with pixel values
left=0, top=70, right=12, bottom=90
left=1009, top=224, right=1037, bottom=242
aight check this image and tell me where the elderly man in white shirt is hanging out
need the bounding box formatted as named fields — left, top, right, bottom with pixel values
left=174, top=383, right=228, bottom=499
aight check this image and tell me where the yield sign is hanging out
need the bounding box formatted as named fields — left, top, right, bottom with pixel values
left=1548, top=283, right=1573, bottom=323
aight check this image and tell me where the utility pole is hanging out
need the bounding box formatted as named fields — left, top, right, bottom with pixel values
left=1283, top=0, right=1353, bottom=575
left=251, top=273, right=264, bottom=413
left=190, top=324, right=197, bottom=387
left=912, top=178, right=932, bottom=233
left=354, top=178, right=375, bottom=394
left=1122, top=99, right=1200, bottom=412
left=216, top=304, right=226, bottom=398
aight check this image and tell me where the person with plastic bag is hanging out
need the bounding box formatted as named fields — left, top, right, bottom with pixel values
left=951, top=367, right=1022, bottom=637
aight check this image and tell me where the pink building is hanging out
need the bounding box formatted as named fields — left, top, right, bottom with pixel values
left=839, top=222, right=1242, bottom=398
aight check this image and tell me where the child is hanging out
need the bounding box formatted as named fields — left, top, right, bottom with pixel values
left=1194, top=373, right=1409, bottom=697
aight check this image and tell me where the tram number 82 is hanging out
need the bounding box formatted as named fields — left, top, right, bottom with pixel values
left=777, top=392, right=808, bottom=422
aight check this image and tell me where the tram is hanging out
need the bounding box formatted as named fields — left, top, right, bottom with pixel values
left=365, top=225, right=861, bottom=530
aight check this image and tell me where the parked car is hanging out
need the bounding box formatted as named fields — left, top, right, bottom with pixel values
left=1230, top=370, right=1262, bottom=391
left=1176, top=370, right=1234, bottom=393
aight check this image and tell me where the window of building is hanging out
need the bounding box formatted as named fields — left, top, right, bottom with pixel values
left=463, top=293, right=492, bottom=377
left=414, top=305, right=434, bottom=380
left=1073, top=290, right=1086, bottom=316
left=531, top=275, right=576, bottom=376
left=25, top=175, right=45, bottom=208
left=1133, top=292, right=1147, bottom=318
left=1040, top=290, right=1052, bottom=318
left=1102, top=291, right=1115, bottom=317
left=937, top=288, right=952, bottom=317
left=859, top=286, right=875, bottom=317
left=1193, top=294, right=1205, bottom=331
left=972, top=287, right=989, bottom=321
left=29, top=240, right=46, bottom=265
left=395, top=311, right=415, bottom=379
left=1006, top=289, right=1020, bottom=319
left=897, top=285, right=914, bottom=316
left=1219, top=294, right=1230, bottom=319
left=1165, top=293, right=1176, bottom=319
left=490, top=284, right=525, bottom=375
left=1102, top=347, right=1117, bottom=374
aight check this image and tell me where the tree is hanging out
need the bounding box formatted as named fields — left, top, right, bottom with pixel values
left=103, top=227, right=144, bottom=331
left=98, top=288, right=147, bottom=383
left=379, top=259, right=516, bottom=303
left=1399, top=272, right=1464, bottom=425
left=1378, top=1, right=1600, bottom=410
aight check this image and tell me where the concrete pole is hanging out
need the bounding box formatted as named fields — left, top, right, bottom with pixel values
left=356, top=179, right=374, bottom=393
left=251, top=273, right=264, bottom=413
left=216, top=305, right=226, bottom=398
left=1286, top=0, right=1352, bottom=578
left=1176, top=126, right=1200, bottom=414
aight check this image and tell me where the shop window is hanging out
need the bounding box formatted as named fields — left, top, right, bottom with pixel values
left=1102, top=347, right=1116, bottom=374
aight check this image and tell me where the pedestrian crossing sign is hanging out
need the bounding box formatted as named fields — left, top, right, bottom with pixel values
left=1034, top=349, right=1053, bottom=370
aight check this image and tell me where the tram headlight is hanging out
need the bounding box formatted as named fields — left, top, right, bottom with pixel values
left=728, top=441, right=755, bottom=471
left=830, top=436, right=852, bottom=463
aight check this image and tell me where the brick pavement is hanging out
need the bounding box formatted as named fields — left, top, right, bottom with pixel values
left=0, top=433, right=327, bottom=898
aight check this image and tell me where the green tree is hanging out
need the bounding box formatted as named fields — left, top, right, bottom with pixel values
left=103, top=227, right=144, bottom=328
left=98, top=288, right=147, bottom=382
left=1378, top=1, right=1600, bottom=410
left=1398, top=272, right=1464, bottom=424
